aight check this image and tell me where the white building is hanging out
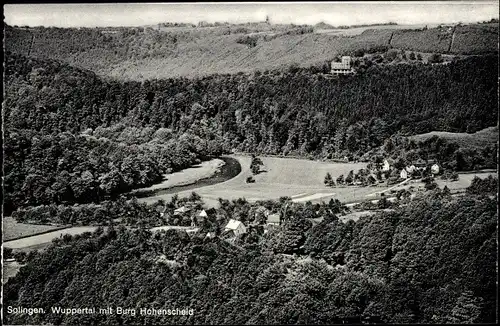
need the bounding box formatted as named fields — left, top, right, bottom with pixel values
left=266, top=213, right=280, bottom=226
left=331, top=56, right=355, bottom=75
left=400, top=169, right=408, bottom=180
left=224, top=219, right=247, bottom=237
left=431, top=164, right=440, bottom=175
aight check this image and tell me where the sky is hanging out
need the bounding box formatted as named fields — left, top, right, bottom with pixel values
left=4, top=1, right=499, bottom=28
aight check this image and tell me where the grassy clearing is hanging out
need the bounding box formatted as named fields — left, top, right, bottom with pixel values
left=3, top=226, right=98, bottom=249
left=132, top=158, right=225, bottom=192
left=408, top=126, right=498, bottom=149
left=3, top=217, right=69, bottom=241
left=139, top=155, right=370, bottom=206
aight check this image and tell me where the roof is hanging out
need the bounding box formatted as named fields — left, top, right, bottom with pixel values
left=198, top=210, right=208, bottom=217
left=414, top=158, right=426, bottom=165
left=174, top=206, right=190, bottom=214
left=225, top=219, right=245, bottom=230
left=267, top=213, right=280, bottom=224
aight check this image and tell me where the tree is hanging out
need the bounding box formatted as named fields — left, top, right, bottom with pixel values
left=447, top=291, right=483, bottom=324
left=409, top=52, right=416, bottom=60
left=250, top=155, right=264, bottom=175
left=324, top=173, right=335, bottom=187
left=416, top=53, right=423, bottom=61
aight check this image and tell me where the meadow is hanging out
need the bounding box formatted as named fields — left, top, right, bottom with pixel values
left=3, top=217, right=69, bottom=241
left=409, top=126, right=498, bottom=149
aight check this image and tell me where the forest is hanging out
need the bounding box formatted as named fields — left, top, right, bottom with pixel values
left=3, top=17, right=499, bottom=325
left=3, top=179, right=497, bottom=325
left=4, top=52, right=498, bottom=214
left=4, top=22, right=498, bottom=80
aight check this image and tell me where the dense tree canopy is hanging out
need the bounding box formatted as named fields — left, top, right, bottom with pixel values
left=3, top=182, right=497, bottom=325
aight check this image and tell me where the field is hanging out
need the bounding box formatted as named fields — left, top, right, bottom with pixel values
left=3, top=216, right=69, bottom=241
left=138, top=155, right=497, bottom=208
left=132, top=158, right=225, bottom=192
left=314, top=23, right=439, bottom=36
left=408, top=126, right=498, bottom=149
left=5, top=22, right=497, bottom=81
left=139, top=155, right=373, bottom=207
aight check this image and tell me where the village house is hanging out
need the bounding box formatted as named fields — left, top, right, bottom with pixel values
left=431, top=163, right=440, bottom=175
left=400, top=169, right=408, bottom=180
left=266, top=213, right=280, bottom=226
left=331, top=56, right=355, bottom=75
left=414, top=158, right=427, bottom=170
left=405, top=165, right=416, bottom=174
left=382, top=159, right=391, bottom=172
left=224, top=219, right=247, bottom=237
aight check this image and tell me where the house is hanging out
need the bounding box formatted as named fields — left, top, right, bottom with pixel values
left=400, top=169, right=408, bottom=180
left=414, top=158, right=427, bottom=170
left=205, top=232, right=216, bottom=239
left=331, top=56, right=355, bottom=75
left=173, top=206, right=191, bottom=215
left=405, top=165, right=416, bottom=174
left=266, top=213, right=280, bottom=226
left=198, top=210, right=208, bottom=218
left=431, top=164, right=440, bottom=175
left=157, top=206, right=168, bottom=217
left=382, top=159, right=391, bottom=172
left=224, top=219, right=247, bottom=237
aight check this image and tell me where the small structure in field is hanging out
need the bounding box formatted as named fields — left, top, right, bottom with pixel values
left=331, top=56, right=355, bottom=75
left=224, top=219, right=247, bottom=237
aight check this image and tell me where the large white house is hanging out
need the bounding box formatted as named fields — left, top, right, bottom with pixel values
left=331, top=56, right=355, bottom=75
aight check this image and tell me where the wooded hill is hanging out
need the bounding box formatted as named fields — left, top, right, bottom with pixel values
left=4, top=22, right=498, bottom=80
left=3, top=183, right=497, bottom=324
left=4, top=52, right=498, bottom=212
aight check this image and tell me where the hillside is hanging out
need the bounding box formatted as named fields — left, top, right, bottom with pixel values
left=4, top=22, right=498, bottom=81
left=409, top=126, right=499, bottom=149
left=3, top=189, right=498, bottom=324
left=4, top=52, right=498, bottom=212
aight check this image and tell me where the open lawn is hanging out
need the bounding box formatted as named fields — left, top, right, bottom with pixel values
left=3, top=217, right=69, bottom=241
left=408, top=126, right=498, bottom=149
left=139, top=155, right=371, bottom=207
